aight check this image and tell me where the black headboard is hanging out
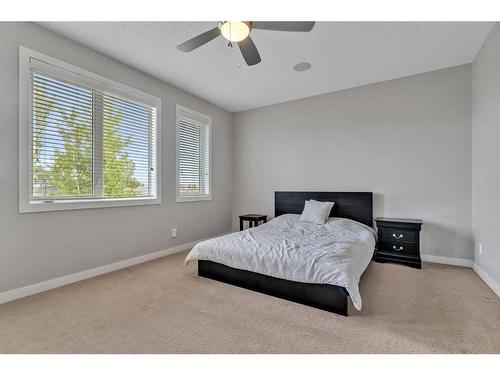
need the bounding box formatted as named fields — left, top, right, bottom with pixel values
left=274, top=191, right=373, bottom=227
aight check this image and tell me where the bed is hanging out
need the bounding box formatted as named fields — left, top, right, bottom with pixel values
left=185, top=191, right=375, bottom=316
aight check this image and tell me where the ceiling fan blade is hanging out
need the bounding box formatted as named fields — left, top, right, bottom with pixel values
left=238, top=36, right=261, bottom=66
left=252, top=22, right=315, bottom=32
left=177, top=27, right=221, bottom=52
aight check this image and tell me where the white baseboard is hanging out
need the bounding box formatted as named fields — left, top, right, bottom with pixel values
left=0, top=233, right=228, bottom=305
left=3, top=238, right=495, bottom=305
left=421, top=254, right=473, bottom=267
left=473, top=263, right=500, bottom=299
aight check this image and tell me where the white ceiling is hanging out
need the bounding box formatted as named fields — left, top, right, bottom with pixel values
left=39, top=22, right=494, bottom=113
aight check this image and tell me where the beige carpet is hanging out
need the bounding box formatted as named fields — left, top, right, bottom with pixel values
left=1, top=251, right=499, bottom=353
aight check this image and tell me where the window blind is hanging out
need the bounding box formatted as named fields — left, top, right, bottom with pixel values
left=29, top=59, right=158, bottom=202
left=177, top=107, right=211, bottom=201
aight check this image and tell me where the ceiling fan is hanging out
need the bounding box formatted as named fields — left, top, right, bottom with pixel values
left=177, top=21, right=315, bottom=66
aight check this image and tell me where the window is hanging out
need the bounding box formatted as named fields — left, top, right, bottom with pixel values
left=19, top=47, right=161, bottom=212
left=176, top=105, right=211, bottom=202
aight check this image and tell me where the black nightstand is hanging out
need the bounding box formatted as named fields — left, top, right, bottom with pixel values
left=374, top=217, right=423, bottom=269
left=239, top=214, right=267, bottom=231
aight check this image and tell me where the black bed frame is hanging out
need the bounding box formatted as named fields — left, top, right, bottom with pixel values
left=198, top=191, right=374, bottom=316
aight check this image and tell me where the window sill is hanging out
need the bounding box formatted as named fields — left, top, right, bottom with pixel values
left=176, top=195, right=212, bottom=203
left=19, top=196, right=161, bottom=213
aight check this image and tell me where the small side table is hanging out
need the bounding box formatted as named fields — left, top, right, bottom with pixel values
left=239, top=214, right=267, bottom=231
left=374, top=217, right=423, bottom=269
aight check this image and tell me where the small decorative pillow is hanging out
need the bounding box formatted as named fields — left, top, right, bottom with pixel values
left=299, top=199, right=335, bottom=225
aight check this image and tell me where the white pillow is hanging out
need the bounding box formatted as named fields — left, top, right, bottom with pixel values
left=299, top=199, right=335, bottom=225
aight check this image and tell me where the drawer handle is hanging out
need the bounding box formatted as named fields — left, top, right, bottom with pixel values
left=392, top=233, right=404, bottom=239
left=392, top=245, right=404, bottom=251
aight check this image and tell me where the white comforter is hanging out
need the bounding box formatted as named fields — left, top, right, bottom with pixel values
left=185, top=214, right=376, bottom=310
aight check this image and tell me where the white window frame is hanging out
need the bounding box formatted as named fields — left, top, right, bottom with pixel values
left=176, top=105, right=212, bottom=203
left=19, top=46, right=162, bottom=213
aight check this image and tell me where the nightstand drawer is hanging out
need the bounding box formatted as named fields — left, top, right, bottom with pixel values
left=378, top=240, right=418, bottom=257
left=379, top=227, right=417, bottom=243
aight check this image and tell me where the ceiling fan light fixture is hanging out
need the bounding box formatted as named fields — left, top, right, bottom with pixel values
left=177, top=21, right=315, bottom=67
left=219, top=21, right=251, bottom=42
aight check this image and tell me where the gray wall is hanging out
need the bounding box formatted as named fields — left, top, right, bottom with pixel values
left=472, top=24, right=500, bottom=285
left=233, top=65, right=473, bottom=260
left=0, top=22, right=233, bottom=292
